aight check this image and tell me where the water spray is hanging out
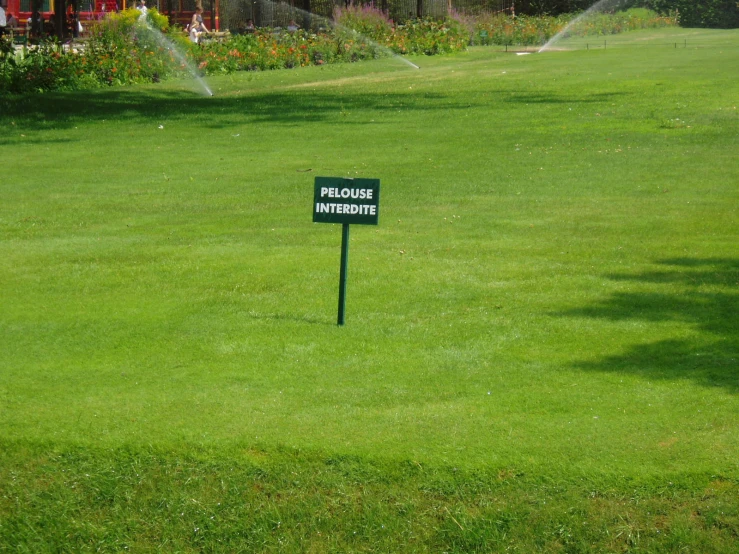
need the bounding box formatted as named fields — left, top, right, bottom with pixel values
left=136, top=17, right=214, bottom=97
left=233, top=0, right=421, bottom=71
left=133, top=2, right=420, bottom=97
left=539, top=0, right=632, bottom=53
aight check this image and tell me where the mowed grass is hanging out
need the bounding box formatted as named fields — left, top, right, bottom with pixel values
left=1, top=28, right=737, bottom=551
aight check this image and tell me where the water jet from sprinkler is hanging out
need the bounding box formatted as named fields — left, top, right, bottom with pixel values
left=539, top=0, right=632, bottom=53
left=230, top=0, right=420, bottom=71
left=135, top=18, right=213, bottom=96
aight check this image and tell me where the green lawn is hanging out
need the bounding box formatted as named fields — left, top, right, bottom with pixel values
left=1, top=28, right=737, bottom=552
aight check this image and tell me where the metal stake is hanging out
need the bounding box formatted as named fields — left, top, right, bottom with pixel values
left=337, top=223, right=350, bottom=326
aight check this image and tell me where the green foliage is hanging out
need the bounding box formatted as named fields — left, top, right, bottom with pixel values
left=333, top=2, right=395, bottom=36
left=0, top=9, right=192, bottom=93
left=0, top=13, right=469, bottom=91
left=512, top=0, right=602, bottom=17
left=0, top=39, right=95, bottom=93
left=0, top=36, right=17, bottom=91
left=393, top=17, right=470, bottom=54
left=470, top=13, right=563, bottom=45
left=334, top=4, right=469, bottom=55
left=0, top=9, right=682, bottom=93
left=87, top=9, right=192, bottom=84
left=496, top=0, right=739, bottom=28
left=189, top=30, right=389, bottom=74
left=470, top=9, right=677, bottom=45
left=514, top=0, right=739, bottom=27
left=566, top=7, right=678, bottom=35
left=640, top=0, right=739, bottom=28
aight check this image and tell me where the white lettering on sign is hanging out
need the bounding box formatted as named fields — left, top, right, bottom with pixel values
left=320, top=187, right=374, bottom=200
left=315, top=203, right=377, bottom=215
left=313, top=178, right=379, bottom=226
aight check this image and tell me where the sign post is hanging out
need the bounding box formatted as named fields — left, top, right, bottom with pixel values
left=313, top=177, right=380, bottom=326
left=337, top=223, right=350, bottom=325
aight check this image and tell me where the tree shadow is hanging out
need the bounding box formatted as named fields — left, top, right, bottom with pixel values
left=557, top=258, right=738, bottom=391
left=0, top=86, right=477, bottom=133
left=243, top=311, right=332, bottom=326
left=1, top=82, right=627, bottom=134
left=500, top=90, right=625, bottom=105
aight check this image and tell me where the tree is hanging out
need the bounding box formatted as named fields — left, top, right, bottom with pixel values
left=642, top=0, right=739, bottom=28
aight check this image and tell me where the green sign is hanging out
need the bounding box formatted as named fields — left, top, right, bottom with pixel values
left=312, top=176, right=381, bottom=325
left=313, top=177, right=380, bottom=226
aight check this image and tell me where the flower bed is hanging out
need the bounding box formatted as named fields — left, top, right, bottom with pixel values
left=0, top=8, right=677, bottom=94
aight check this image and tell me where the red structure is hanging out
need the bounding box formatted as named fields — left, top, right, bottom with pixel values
left=5, top=0, right=219, bottom=38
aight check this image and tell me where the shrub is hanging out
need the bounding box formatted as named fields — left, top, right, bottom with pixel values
left=470, top=8, right=677, bottom=46
left=392, top=18, right=469, bottom=54
left=0, top=38, right=96, bottom=93
left=333, top=2, right=395, bottom=37
left=0, top=36, right=15, bottom=91
left=87, top=9, right=194, bottom=84
left=333, top=4, right=468, bottom=56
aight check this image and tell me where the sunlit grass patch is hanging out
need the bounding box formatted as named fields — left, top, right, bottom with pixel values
left=1, top=28, right=738, bottom=551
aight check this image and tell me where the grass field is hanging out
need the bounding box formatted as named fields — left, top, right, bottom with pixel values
left=1, top=27, right=738, bottom=552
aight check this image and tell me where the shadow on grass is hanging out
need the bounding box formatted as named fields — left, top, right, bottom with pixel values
left=501, top=91, right=624, bottom=105
left=0, top=82, right=628, bottom=136
left=244, top=311, right=332, bottom=326
left=560, top=258, right=738, bottom=391
left=0, top=87, right=469, bottom=134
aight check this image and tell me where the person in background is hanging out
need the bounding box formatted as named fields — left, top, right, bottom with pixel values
left=189, top=7, right=209, bottom=43
left=0, top=4, right=7, bottom=37
left=6, top=11, right=18, bottom=31
left=137, top=0, right=147, bottom=15
left=29, top=7, right=44, bottom=37
left=245, top=18, right=255, bottom=33
left=287, top=18, right=299, bottom=32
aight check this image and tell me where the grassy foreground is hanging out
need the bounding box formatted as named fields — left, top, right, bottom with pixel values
left=1, top=28, right=738, bottom=551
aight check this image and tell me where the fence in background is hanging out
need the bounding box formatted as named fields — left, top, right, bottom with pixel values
left=220, top=0, right=514, bottom=32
